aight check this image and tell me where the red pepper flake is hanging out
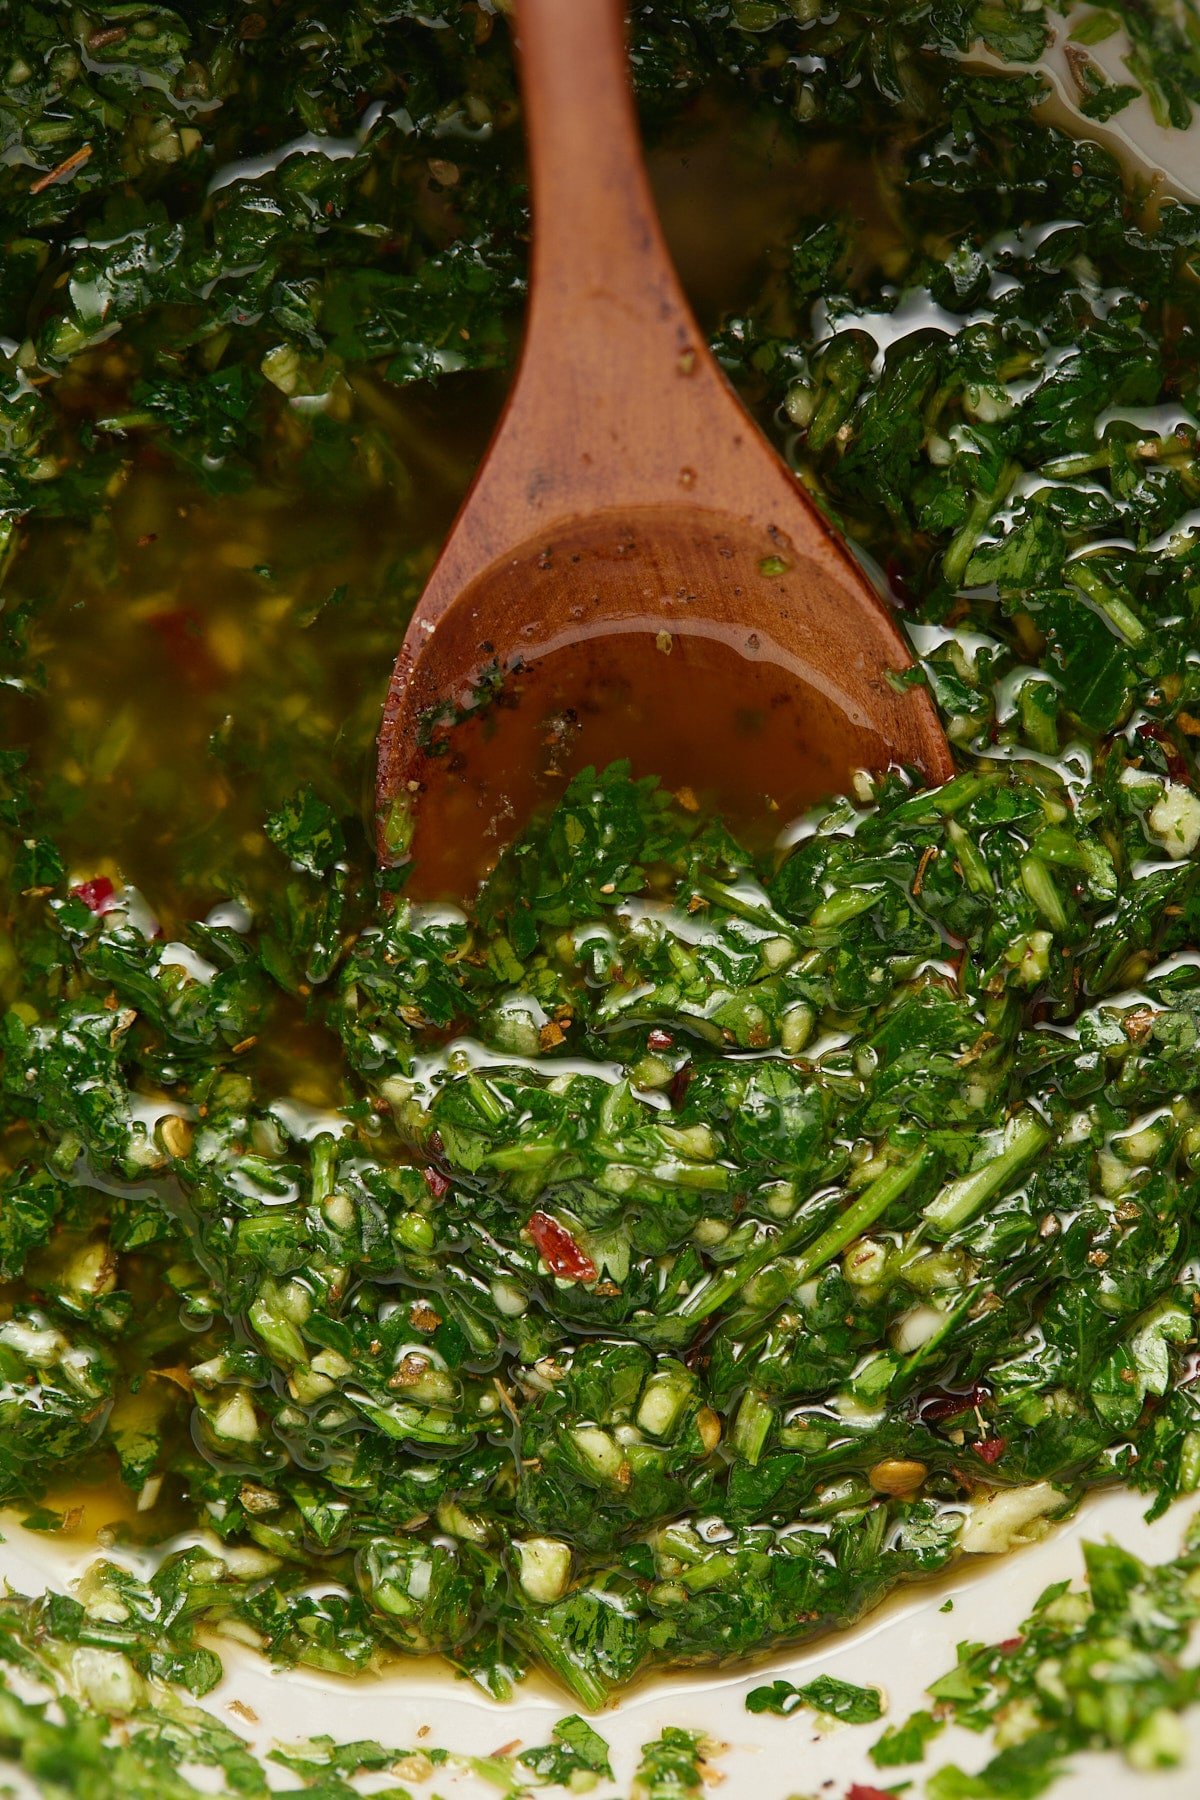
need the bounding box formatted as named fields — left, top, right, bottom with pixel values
left=977, top=1435, right=1007, bottom=1465
left=668, top=1061, right=694, bottom=1110
left=1135, top=721, right=1191, bottom=785
left=917, top=1382, right=988, bottom=1424
left=147, top=607, right=222, bottom=690
left=421, top=1166, right=451, bottom=1200
left=847, top=1786, right=897, bottom=1800
left=527, top=1211, right=596, bottom=1282
left=647, top=1028, right=674, bottom=1051
left=998, top=1635, right=1024, bottom=1653
left=70, top=876, right=118, bottom=915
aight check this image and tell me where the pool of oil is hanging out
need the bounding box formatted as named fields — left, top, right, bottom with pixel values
left=0, top=368, right=491, bottom=929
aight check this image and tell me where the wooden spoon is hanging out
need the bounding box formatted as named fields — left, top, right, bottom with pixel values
left=375, top=0, right=951, bottom=895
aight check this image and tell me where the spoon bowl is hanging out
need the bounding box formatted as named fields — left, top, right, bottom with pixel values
left=375, top=0, right=951, bottom=892
left=381, top=506, right=920, bottom=897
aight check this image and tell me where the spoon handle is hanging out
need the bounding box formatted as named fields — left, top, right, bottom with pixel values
left=514, top=0, right=693, bottom=367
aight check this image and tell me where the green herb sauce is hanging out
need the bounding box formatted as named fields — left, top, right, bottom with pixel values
left=4, top=0, right=1200, bottom=1719
left=875, top=1515, right=1200, bottom=1793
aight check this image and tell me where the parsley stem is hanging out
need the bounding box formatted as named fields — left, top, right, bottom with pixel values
left=922, top=1110, right=1050, bottom=1238
left=674, top=1149, right=930, bottom=1330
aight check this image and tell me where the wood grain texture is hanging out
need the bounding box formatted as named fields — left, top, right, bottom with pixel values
left=375, top=0, right=951, bottom=888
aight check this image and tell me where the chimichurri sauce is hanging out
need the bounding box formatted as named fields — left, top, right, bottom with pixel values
left=4, top=1, right=1200, bottom=1713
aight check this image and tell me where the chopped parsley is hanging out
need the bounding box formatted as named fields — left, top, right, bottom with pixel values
left=0, top=1572, right=619, bottom=1797
left=745, top=1674, right=886, bottom=1723
left=3, top=0, right=1200, bottom=1779
left=879, top=1512, right=1200, bottom=1795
